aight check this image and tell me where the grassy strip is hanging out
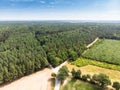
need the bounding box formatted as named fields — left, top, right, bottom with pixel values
left=71, top=58, right=120, bottom=71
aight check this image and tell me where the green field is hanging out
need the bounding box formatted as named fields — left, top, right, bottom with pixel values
left=83, top=39, right=120, bottom=65
left=61, top=80, right=102, bottom=90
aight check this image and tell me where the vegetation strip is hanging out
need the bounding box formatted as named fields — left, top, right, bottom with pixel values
left=71, top=58, right=120, bottom=71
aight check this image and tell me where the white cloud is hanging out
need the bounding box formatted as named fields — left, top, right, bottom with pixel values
left=40, top=0, right=45, bottom=4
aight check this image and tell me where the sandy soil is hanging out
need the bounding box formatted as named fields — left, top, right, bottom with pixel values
left=0, top=61, right=68, bottom=90
left=0, top=68, right=52, bottom=90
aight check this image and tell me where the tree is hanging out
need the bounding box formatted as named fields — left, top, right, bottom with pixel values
left=57, top=66, right=69, bottom=81
left=9, top=64, right=18, bottom=80
left=98, top=73, right=111, bottom=87
left=74, top=70, right=81, bottom=79
left=71, top=69, right=81, bottom=79
left=81, top=75, right=88, bottom=81
left=91, top=74, right=98, bottom=84
left=92, top=73, right=111, bottom=87
left=113, top=82, right=120, bottom=90
left=3, top=67, right=10, bottom=82
left=68, top=49, right=78, bottom=61
left=86, top=74, right=91, bottom=80
left=47, top=54, right=58, bottom=67
left=81, top=74, right=91, bottom=81
left=71, top=68, right=76, bottom=78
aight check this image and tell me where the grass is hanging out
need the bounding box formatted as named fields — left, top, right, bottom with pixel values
left=66, top=59, right=120, bottom=82
left=60, top=79, right=102, bottom=90
left=83, top=39, right=120, bottom=65
left=71, top=58, right=120, bottom=71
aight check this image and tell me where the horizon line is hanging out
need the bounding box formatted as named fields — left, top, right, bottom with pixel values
left=0, top=20, right=120, bottom=21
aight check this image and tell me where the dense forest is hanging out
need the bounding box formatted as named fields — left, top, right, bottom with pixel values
left=0, top=22, right=120, bottom=84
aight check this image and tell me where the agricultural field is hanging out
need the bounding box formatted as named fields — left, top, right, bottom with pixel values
left=60, top=80, right=102, bottom=90
left=83, top=39, right=120, bottom=65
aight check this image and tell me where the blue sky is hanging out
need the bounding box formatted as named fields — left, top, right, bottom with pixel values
left=0, top=0, right=120, bottom=20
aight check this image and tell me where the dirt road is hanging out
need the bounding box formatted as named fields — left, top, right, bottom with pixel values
left=87, top=37, right=99, bottom=48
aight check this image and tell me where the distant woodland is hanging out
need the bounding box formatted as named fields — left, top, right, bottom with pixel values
left=0, top=22, right=120, bottom=84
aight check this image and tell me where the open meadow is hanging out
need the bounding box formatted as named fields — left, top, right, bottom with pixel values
left=66, top=61, right=120, bottom=82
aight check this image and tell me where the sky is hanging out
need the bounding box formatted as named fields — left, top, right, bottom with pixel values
left=0, top=0, right=120, bottom=21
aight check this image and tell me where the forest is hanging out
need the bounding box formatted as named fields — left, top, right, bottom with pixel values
left=0, top=22, right=120, bottom=84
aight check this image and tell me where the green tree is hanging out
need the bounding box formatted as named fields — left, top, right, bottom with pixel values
left=9, top=64, right=18, bottom=80
left=0, top=64, right=3, bottom=84
left=98, top=73, right=111, bottom=87
left=113, top=82, right=120, bottom=90
left=81, top=74, right=91, bottom=81
left=74, top=70, right=81, bottom=79
left=81, top=75, right=88, bottom=81
left=71, top=68, right=76, bottom=78
left=92, top=73, right=111, bottom=87
left=68, top=49, right=78, bottom=61
left=3, top=67, right=10, bottom=82
left=57, top=66, right=69, bottom=81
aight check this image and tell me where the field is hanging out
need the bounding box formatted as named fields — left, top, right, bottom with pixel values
left=83, top=39, right=120, bottom=65
left=60, top=80, right=102, bottom=90
left=66, top=60, right=120, bottom=82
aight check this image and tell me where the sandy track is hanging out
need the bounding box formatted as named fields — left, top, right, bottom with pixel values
left=0, top=68, right=52, bottom=90
left=87, top=37, right=99, bottom=48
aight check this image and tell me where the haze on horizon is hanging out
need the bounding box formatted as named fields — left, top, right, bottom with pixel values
left=0, top=0, right=120, bottom=21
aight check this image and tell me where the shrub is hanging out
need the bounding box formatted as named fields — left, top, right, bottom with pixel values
left=113, top=82, right=120, bottom=90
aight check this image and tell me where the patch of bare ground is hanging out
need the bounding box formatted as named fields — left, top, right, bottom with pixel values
left=0, top=68, right=52, bottom=90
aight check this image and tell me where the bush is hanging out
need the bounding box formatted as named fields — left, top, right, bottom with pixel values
left=51, top=73, right=56, bottom=78
left=113, top=82, right=120, bottom=90
left=91, top=73, right=111, bottom=87
left=81, top=75, right=88, bottom=81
